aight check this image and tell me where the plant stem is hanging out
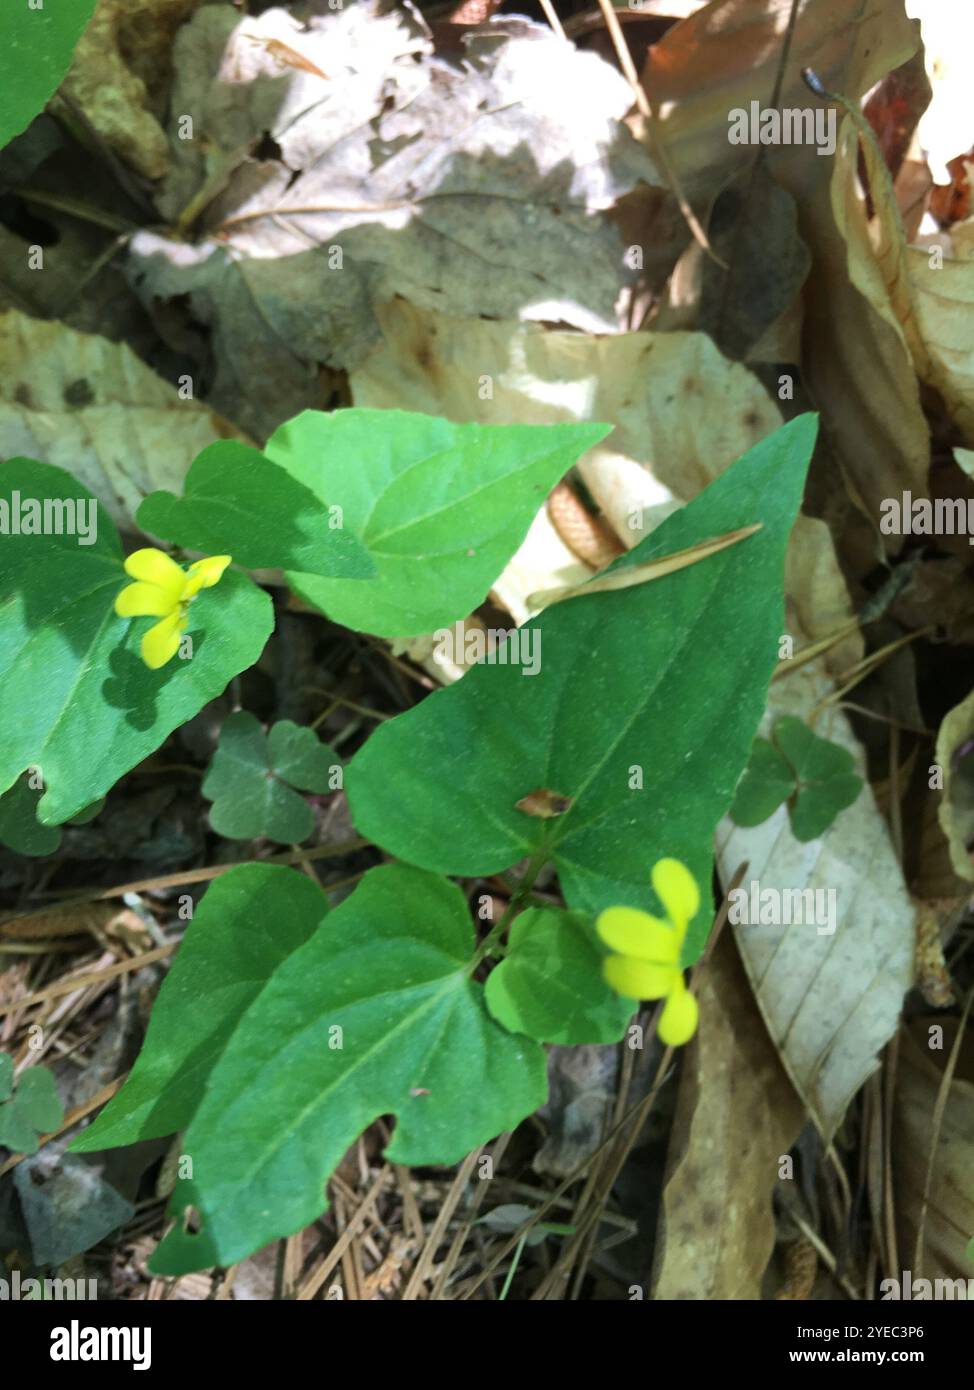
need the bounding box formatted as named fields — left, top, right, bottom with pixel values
left=468, top=841, right=551, bottom=971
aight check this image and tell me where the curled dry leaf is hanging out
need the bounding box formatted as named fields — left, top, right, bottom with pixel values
left=934, top=683, right=974, bottom=882
left=652, top=932, right=804, bottom=1299
left=893, top=1019, right=974, bottom=1286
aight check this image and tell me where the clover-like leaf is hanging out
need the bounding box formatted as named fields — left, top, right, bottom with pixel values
left=76, top=862, right=547, bottom=1274
left=0, top=1065, right=63, bottom=1155
left=202, top=711, right=340, bottom=843
left=264, top=408, right=612, bottom=636
left=347, top=415, right=818, bottom=961
left=773, top=715, right=863, bottom=841
left=485, top=906, right=632, bottom=1045
left=729, top=737, right=796, bottom=827
left=137, top=441, right=374, bottom=579
left=0, top=459, right=273, bottom=824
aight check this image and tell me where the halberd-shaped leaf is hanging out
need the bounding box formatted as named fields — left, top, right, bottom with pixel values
left=202, top=711, right=340, bottom=843
left=0, top=459, right=273, bottom=824
left=137, top=441, right=374, bottom=579
left=72, top=865, right=330, bottom=1151
left=264, top=408, right=612, bottom=635
left=485, top=906, right=632, bottom=1045
left=76, top=862, right=547, bottom=1274
left=1, top=1, right=97, bottom=150
left=347, top=415, right=818, bottom=960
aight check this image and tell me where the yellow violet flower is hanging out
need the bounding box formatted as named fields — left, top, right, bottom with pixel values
left=596, top=858, right=700, bottom=1047
left=115, top=548, right=231, bottom=670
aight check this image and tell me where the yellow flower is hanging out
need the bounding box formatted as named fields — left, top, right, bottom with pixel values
left=115, top=548, right=231, bottom=670
left=596, top=858, right=700, bottom=1047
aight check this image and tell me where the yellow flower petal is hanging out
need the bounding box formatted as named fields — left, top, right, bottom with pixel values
left=115, top=581, right=179, bottom=619
left=124, top=548, right=186, bottom=602
left=596, top=907, right=679, bottom=962
left=657, top=978, right=699, bottom=1047
left=603, top=954, right=678, bottom=1001
left=141, top=611, right=185, bottom=670
left=652, top=858, right=700, bottom=941
left=182, top=554, right=231, bottom=598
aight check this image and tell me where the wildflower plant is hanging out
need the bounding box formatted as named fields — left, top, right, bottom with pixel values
left=0, top=408, right=818, bottom=1273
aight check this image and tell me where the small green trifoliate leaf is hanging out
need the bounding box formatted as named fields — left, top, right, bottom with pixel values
left=0, top=1, right=97, bottom=151
left=72, top=866, right=329, bottom=1152
left=265, top=408, right=612, bottom=635
left=0, top=1066, right=63, bottom=1154
left=773, top=716, right=863, bottom=841
left=202, top=711, right=340, bottom=843
left=347, top=415, right=818, bottom=962
left=485, top=907, right=631, bottom=1045
left=730, top=738, right=796, bottom=827
left=0, top=459, right=274, bottom=824
left=137, top=441, right=375, bottom=579
left=79, top=862, right=547, bottom=1273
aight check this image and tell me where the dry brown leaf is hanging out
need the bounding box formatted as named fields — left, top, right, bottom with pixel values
left=0, top=310, right=243, bottom=533
left=893, top=1019, right=974, bottom=1286
left=62, top=0, right=204, bottom=179
left=652, top=932, right=804, bottom=1299
left=934, top=684, right=974, bottom=881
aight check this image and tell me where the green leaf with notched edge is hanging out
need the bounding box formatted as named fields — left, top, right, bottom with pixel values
left=0, top=459, right=273, bottom=825
left=485, top=907, right=632, bottom=1045
left=0, top=1, right=97, bottom=151
left=0, top=775, right=104, bottom=856
left=773, top=715, right=863, bottom=842
left=729, top=737, right=796, bottom=827
left=72, top=865, right=329, bottom=1152
left=78, top=863, right=547, bottom=1274
left=202, top=711, right=340, bottom=843
left=265, top=408, right=612, bottom=636
left=347, top=415, right=818, bottom=963
left=136, top=441, right=375, bottom=579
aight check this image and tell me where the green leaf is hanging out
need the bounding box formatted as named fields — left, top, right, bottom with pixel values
left=347, top=415, right=818, bottom=961
left=484, top=906, right=632, bottom=1044
left=265, top=408, right=612, bottom=636
left=729, top=737, right=796, bottom=827
left=202, top=711, right=340, bottom=843
left=72, top=865, right=330, bottom=1151
left=137, top=441, right=375, bottom=579
left=78, top=862, right=547, bottom=1274
left=0, top=1053, right=12, bottom=1103
left=773, top=716, right=863, bottom=842
left=0, top=1, right=97, bottom=151
left=0, top=774, right=61, bottom=856
left=73, top=867, right=330, bottom=1150
left=0, top=459, right=274, bottom=824
left=0, top=1066, right=63, bottom=1155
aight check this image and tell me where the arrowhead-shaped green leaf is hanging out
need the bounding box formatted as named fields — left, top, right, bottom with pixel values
left=485, top=906, right=632, bottom=1045
left=75, top=862, right=547, bottom=1274
left=1, top=1, right=97, bottom=151
left=72, top=865, right=330, bottom=1152
left=264, top=408, right=612, bottom=636
left=137, top=441, right=375, bottom=579
left=0, top=459, right=273, bottom=823
left=347, top=415, right=818, bottom=961
left=202, top=711, right=340, bottom=843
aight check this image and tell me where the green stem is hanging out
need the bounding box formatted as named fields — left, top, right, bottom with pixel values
left=468, top=842, right=551, bottom=972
